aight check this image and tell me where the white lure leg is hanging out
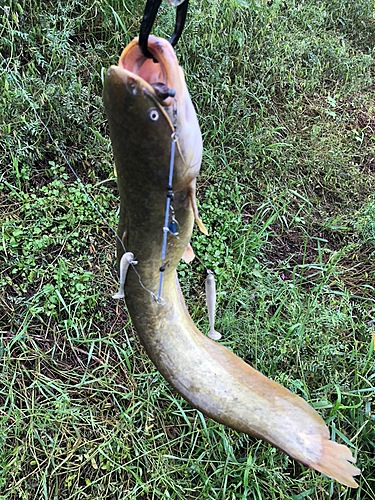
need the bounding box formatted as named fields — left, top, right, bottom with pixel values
left=113, top=252, right=137, bottom=299
left=205, top=270, right=221, bottom=340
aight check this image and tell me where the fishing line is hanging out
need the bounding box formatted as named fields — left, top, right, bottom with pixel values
left=157, top=131, right=178, bottom=301
left=156, top=98, right=179, bottom=302
left=169, top=231, right=209, bottom=272
left=132, top=264, right=159, bottom=301
left=2, top=56, right=126, bottom=251
left=2, top=56, right=209, bottom=304
left=1, top=55, right=158, bottom=299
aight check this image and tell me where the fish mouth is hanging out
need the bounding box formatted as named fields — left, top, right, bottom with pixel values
left=117, top=35, right=184, bottom=107
left=104, top=35, right=202, bottom=192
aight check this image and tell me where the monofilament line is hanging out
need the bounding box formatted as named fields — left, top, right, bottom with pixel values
left=157, top=131, right=179, bottom=301
left=2, top=56, right=198, bottom=304
left=1, top=54, right=127, bottom=256
left=1, top=55, right=158, bottom=300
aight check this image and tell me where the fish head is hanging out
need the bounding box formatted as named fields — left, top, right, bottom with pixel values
left=103, top=36, right=202, bottom=192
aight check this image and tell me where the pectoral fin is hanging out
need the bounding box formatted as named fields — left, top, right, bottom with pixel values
left=189, top=182, right=208, bottom=236
left=182, top=243, right=195, bottom=263
left=196, top=213, right=209, bottom=235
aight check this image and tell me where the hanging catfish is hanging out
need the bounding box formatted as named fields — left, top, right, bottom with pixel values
left=103, top=36, right=360, bottom=488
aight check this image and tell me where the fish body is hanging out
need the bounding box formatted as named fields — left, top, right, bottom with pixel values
left=103, top=36, right=360, bottom=488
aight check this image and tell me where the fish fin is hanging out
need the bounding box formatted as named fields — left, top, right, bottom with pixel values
left=308, top=440, right=360, bottom=488
left=189, top=187, right=208, bottom=235
left=121, top=230, right=127, bottom=246
left=196, top=216, right=209, bottom=236
left=182, top=243, right=195, bottom=263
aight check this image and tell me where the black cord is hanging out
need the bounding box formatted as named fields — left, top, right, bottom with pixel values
left=139, top=0, right=190, bottom=60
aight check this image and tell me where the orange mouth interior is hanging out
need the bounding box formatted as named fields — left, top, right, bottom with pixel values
left=118, top=37, right=176, bottom=91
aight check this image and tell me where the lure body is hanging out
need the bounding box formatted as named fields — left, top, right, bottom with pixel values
left=103, top=36, right=360, bottom=488
left=112, top=252, right=136, bottom=299
left=205, top=271, right=221, bottom=340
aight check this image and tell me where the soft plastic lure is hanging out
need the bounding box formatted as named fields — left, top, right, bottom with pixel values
left=205, top=271, right=221, bottom=340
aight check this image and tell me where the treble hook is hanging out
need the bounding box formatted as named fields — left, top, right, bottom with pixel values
left=139, top=0, right=190, bottom=60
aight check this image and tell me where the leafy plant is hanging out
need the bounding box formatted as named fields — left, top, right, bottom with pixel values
left=1, top=0, right=374, bottom=498
left=354, top=196, right=375, bottom=244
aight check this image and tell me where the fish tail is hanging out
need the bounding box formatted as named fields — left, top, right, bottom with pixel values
left=309, top=440, right=360, bottom=488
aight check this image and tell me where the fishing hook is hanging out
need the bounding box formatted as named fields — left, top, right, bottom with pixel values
left=139, top=0, right=189, bottom=60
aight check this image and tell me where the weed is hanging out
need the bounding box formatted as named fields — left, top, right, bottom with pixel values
left=1, top=0, right=375, bottom=498
left=353, top=196, right=375, bottom=244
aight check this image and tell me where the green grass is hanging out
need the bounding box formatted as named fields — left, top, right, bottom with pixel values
left=1, top=0, right=375, bottom=498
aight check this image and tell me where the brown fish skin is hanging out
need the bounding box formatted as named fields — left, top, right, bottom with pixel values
left=103, top=36, right=360, bottom=488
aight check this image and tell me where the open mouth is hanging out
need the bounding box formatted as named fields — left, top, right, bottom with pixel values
left=118, top=36, right=179, bottom=103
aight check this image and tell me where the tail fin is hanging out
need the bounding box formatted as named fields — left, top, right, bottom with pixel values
left=310, top=439, right=360, bottom=488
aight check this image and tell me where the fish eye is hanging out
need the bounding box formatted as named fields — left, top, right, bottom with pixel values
left=148, top=109, right=159, bottom=122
